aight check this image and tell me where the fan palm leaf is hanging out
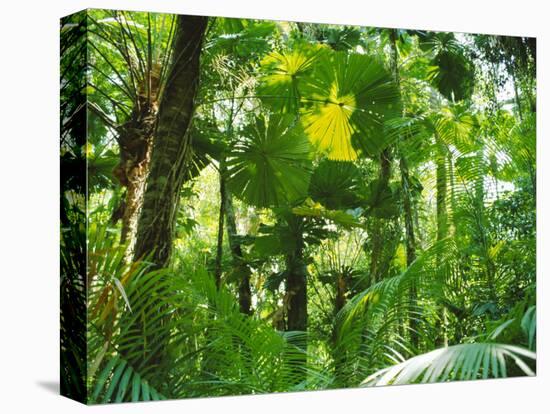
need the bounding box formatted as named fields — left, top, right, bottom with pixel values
left=225, top=113, right=313, bottom=208
left=258, top=46, right=324, bottom=112
left=428, top=50, right=475, bottom=102
left=300, top=52, right=401, bottom=160
left=308, top=159, right=362, bottom=209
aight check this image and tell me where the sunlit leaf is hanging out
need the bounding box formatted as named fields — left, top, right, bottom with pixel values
left=362, top=343, right=535, bottom=386
left=258, top=46, right=325, bottom=112
left=300, top=52, right=401, bottom=160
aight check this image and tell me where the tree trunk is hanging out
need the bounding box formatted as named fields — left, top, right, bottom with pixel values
left=435, top=136, right=449, bottom=347
left=224, top=188, right=252, bottom=315
left=369, top=148, right=392, bottom=284
left=401, top=156, right=420, bottom=347
left=388, top=31, right=417, bottom=267
left=332, top=268, right=349, bottom=386
left=400, top=159, right=417, bottom=266
left=285, top=215, right=308, bottom=381
left=133, top=15, right=208, bottom=267
left=113, top=100, right=157, bottom=260
left=511, top=70, right=524, bottom=122
left=436, top=144, right=448, bottom=243
left=126, top=15, right=208, bottom=371
left=214, top=158, right=227, bottom=288
left=389, top=29, right=420, bottom=348
left=286, top=227, right=308, bottom=333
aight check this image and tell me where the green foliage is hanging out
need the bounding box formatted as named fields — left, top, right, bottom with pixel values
left=300, top=52, right=401, bottom=160
left=258, top=46, right=324, bottom=112
left=90, top=356, right=166, bottom=404
left=428, top=49, right=475, bottom=102
left=318, top=26, right=363, bottom=51
left=210, top=19, right=277, bottom=58
left=364, top=179, right=401, bottom=219
left=362, top=343, right=535, bottom=386
left=293, top=199, right=364, bottom=230
left=226, top=113, right=313, bottom=208
left=86, top=225, right=328, bottom=400
left=253, top=210, right=334, bottom=258
left=72, top=11, right=536, bottom=402
left=309, top=159, right=362, bottom=210
left=414, top=31, right=475, bottom=101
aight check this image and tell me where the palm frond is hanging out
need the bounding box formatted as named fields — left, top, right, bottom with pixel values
left=226, top=113, right=313, bottom=208
left=258, top=45, right=324, bottom=112
left=362, top=342, right=535, bottom=386
left=300, top=52, right=401, bottom=160
left=89, top=355, right=166, bottom=404
left=521, top=306, right=536, bottom=351
left=309, top=159, right=362, bottom=210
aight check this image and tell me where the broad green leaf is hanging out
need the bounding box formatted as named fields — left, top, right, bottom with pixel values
left=428, top=50, right=474, bottom=102
left=521, top=306, right=536, bottom=350
left=131, top=373, right=141, bottom=401
left=114, top=367, right=133, bottom=402
left=300, top=52, right=401, bottom=160
left=141, top=381, right=150, bottom=401
left=309, top=159, right=362, bottom=210
left=293, top=198, right=364, bottom=229
left=258, top=46, right=324, bottom=112
left=226, top=113, right=313, bottom=208
left=102, top=359, right=127, bottom=403
left=91, top=355, right=119, bottom=403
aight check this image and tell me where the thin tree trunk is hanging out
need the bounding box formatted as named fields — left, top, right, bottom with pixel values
left=435, top=135, right=449, bottom=347
left=436, top=145, right=449, bottom=243
left=134, top=15, right=208, bottom=267
left=400, top=159, right=417, bottom=266
left=474, top=150, right=496, bottom=303
left=332, top=269, right=349, bottom=386
left=369, top=148, right=392, bottom=284
left=214, top=158, right=227, bottom=288
left=285, top=215, right=308, bottom=381
left=224, top=190, right=252, bottom=315
left=286, top=227, right=308, bottom=333
left=401, top=156, right=420, bottom=347
left=389, top=29, right=420, bottom=348
left=448, top=153, right=459, bottom=236
left=511, top=70, right=524, bottom=122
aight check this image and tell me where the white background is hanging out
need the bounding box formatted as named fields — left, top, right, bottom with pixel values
left=0, top=0, right=547, bottom=412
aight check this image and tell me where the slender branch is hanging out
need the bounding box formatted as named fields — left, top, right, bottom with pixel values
left=116, top=11, right=147, bottom=80
left=88, top=41, right=136, bottom=101
left=89, top=62, right=136, bottom=102
left=87, top=101, right=119, bottom=131
left=88, top=83, right=131, bottom=118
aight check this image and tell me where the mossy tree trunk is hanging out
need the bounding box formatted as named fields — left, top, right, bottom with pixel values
left=127, top=15, right=208, bottom=370
left=113, top=97, right=158, bottom=260
left=134, top=15, right=208, bottom=268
